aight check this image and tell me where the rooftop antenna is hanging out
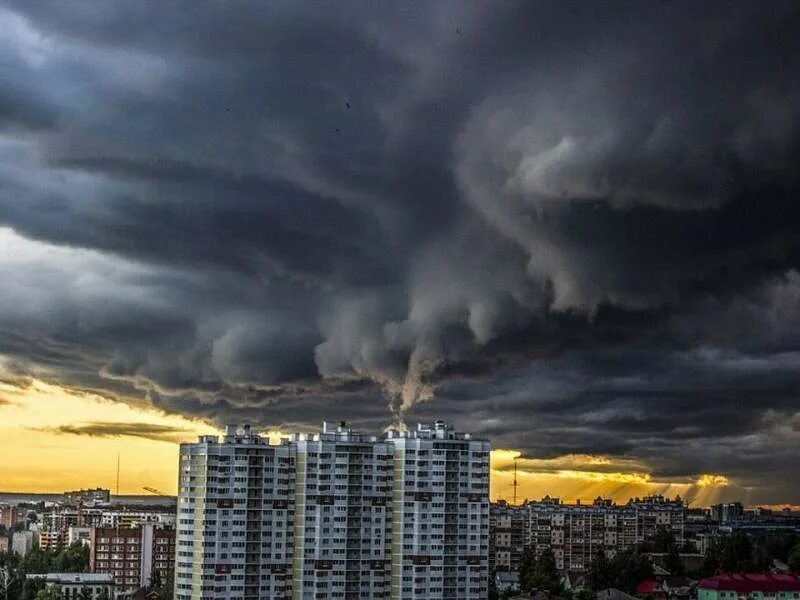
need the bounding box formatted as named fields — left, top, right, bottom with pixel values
left=512, top=457, right=519, bottom=505
left=116, top=453, right=120, bottom=497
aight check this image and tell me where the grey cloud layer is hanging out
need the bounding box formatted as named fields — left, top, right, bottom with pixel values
left=1, top=1, right=799, bottom=502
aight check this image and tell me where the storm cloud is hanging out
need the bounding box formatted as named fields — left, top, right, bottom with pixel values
left=0, top=1, right=799, bottom=502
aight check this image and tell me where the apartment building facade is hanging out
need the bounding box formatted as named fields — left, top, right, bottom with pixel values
left=90, top=523, right=175, bottom=592
left=175, top=425, right=296, bottom=600
left=175, top=421, right=490, bottom=600
left=386, top=422, right=490, bottom=600
left=491, top=495, right=686, bottom=572
left=0, top=504, right=23, bottom=528
left=291, top=423, right=393, bottom=600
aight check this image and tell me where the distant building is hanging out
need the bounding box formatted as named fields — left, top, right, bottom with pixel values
left=490, top=495, right=686, bottom=573
left=0, top=536, right=9, bottom=553
left=100, top=510, right=175, bottom=529
left=709, top=502, right=744, bottom=524
left=90, top=523, right=175, bottom=592
left=63, top=488, right=111, bottom=505
left=697, top=574, right=800, bottom=600
left=68, top=526, right=93, bottom=546
left=12, top=530, right=37, bottom=557
left=490, top=500, right=527, bottom=571
left=0, top=504, right=23, bottom=528
left=39, top=529, right=66, bottom=551
left=26, top=573, right=114, bottom=600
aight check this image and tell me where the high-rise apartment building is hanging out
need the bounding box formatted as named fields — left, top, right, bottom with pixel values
left=175, top=426, right=296, bottom=600
left=175, top=421, right=490, bottom=600
left=386, top=422, right=490, bottom=600
left=291, top=422, right=393, bottom=600
left=490, top=495, right=686, bottom=573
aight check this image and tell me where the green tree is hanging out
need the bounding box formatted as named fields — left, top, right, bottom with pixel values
left=34, top=586, right=62, bottom=600
left=788, top=543, right=800, bottom=574
left=519, top=546, right=538, bottom=592
left=529, top=548, right=564, bottom=594
left=587, top=549, right=615, bottom=591
left=158, top=569, right=174, bottom=600
left=719, top=532, right=753, bottom=572
left=613, top=549, right=653, bottom=594
left=21, top=577, right=46, bottom=600
left=488, top=570, right=499, bottom=600
left=651, top=528, right=676, bottom=553
left=96, top=587, right=110, bottom=600
left=79, top=587, right=92, bottom=600
left=665, top=545, right=684, bottom=576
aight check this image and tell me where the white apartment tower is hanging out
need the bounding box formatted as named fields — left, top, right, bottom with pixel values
left=291, top=422, right=393, bottom=600
left=175, top=421, right=490, bottom=600
left=385, top=421, right=491, bottom=600
left=175, top=426, right=296, bottom=600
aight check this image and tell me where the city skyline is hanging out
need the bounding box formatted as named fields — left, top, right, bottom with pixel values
left=1, top=2, right=799, bottom=510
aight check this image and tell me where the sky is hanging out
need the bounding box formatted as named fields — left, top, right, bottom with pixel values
left=0, top=2, right=799, bottom=506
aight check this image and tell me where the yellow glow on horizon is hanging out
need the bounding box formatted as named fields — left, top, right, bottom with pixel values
left=0, top=378, right=754, bottom=507
left=489, top=448, right=737, bottom=507
left=0, top=378, right=217, bottom=495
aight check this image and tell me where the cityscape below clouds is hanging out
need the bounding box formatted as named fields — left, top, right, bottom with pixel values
left=0, top=2, right=799, bottom=598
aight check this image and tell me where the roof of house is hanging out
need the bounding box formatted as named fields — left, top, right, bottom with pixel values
left=497, top=572, right=520, bottom=585
left=636, top=580, right=662, bottom=594
left=697, top=574, right=800, bottom=593
left=26, top=573, right=115, bottom=584
left=597, top=588, right=639, bottom=600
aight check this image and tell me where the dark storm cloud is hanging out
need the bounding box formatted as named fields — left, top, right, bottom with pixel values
left=0, top=1, right=799, bottom=502
left=37, top=422, right=194, bottom=443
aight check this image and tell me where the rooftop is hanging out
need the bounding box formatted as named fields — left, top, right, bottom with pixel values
left=697, top=574, right=800, bottom=593
left=27, top=573, right=115, bottom=584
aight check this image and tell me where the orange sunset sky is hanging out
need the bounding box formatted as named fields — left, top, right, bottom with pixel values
left=0, top=377, right=767, bottom=508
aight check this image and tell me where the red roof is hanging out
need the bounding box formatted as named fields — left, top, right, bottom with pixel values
left=637, top=580, right=661, bottom=594
left=698, top=574, right=800, bottom=593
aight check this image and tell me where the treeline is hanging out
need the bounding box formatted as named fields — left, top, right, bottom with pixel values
left=492, top=530, right=800, bottom=600
left=0, top=542, right=89, bottom=600
left=508, top=546, right=654, bottom=600
left=702, top=531, right=800, bottom=575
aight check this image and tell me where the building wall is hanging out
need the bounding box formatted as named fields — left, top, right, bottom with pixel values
left=490, top=496, right=686, bottom=573
left=175, top=428, right=295, bottom=600
left=91, top=526, right=142, bottom=590
left=386, top=422, right=490, bottom=600
left=0, top=505, right=23, bottom=528
left=292, top=424, right=393, bottom=600
left=175, top=422, right=490, bottom=600
left=12, top=530, right=36, bottom=557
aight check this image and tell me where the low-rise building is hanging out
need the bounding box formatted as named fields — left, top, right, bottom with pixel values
left=26, top=573, right=115, bottom=600
left=697, top=574, right=800, bottom=600
left=0, top=536, right=9, bottom=553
